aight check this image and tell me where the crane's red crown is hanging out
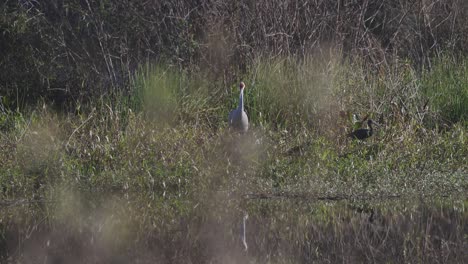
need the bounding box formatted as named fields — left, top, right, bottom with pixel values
left=239, top=82, right=245, bottom=89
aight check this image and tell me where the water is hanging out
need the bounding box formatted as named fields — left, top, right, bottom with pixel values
left=1, top=192, right=467, bottom=263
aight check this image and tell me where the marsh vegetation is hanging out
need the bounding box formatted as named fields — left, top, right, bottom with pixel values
left=1, top=1, right=467, bottom=263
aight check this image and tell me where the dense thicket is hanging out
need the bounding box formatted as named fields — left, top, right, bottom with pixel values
left=1, top=0, right=467, bottom=106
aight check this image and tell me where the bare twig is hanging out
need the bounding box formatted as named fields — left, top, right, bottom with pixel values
left=65, top=108, right=95, bottom=148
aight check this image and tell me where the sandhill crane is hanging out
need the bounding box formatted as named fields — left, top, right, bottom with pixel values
left=228, top=82, right=249, bottom=132
left=349, top=119, right=378, bottom=140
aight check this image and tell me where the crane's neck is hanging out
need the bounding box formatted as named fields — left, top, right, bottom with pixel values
left=238, top=88, right=245, bottom=111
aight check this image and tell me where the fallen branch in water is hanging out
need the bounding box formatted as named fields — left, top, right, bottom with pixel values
left=0, top=199, right=54, bottom=208
left=242, top=192, right=455, bottom=202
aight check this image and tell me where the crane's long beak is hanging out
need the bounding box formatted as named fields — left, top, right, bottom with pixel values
left=240, top=81, right=245, bottom=90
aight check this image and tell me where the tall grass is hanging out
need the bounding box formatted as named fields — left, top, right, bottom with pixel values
left=130, top=63, right=181, bottom=119
left=2, top=2, right=468, bottom=261
left=1, top=56, right=466, bottom=197
left=244, top=56, right=335, bottom=130
left=3, top=0, right=468, bottom=104
left=0, top=55, right=467, bottom=263
left=422, top=56, right=468, bottom=124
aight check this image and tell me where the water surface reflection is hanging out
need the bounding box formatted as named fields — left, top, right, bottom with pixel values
left=1, top=193, right=467, bottom=263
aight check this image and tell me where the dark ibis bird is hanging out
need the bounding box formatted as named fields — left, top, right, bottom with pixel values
left=228, top=82, right=249, bottom=132
left=348, top=119, right=377, bottom=140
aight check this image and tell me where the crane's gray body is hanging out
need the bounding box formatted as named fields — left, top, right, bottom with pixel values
left=229, top=108, right=249, bottom=132
left=228, top=86, right=249, bottom=132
